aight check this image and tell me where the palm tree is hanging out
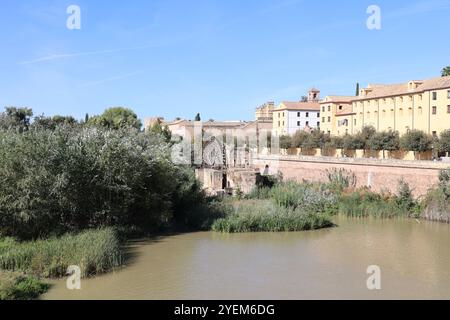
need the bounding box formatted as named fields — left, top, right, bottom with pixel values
left=442, top=67, right=450, bottom=77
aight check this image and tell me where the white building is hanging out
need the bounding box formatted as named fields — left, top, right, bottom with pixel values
left=272, top=89, right=321, bottom=136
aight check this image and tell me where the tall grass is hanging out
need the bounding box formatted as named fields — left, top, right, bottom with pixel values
left=0, top=228, right=122, bottom=278
left=338, top=189, right=417, bottom=218
left=268, top=181, right=338, bottom=215
left=211, top=200, right=334, bottom=233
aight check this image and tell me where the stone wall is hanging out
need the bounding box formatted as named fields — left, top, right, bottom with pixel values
left=253, top=155, right=449, bottom=197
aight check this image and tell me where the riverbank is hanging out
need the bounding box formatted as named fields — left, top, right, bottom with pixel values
left=0, top=271, right=49, bottom=300
left=0, top=228, right=122, bottom=299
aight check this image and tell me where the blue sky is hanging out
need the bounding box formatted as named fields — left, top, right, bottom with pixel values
left=1, top=0, right=450, bottom=122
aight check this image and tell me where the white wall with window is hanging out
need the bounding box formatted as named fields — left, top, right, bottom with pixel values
left=286, top=110, right=320, bottom=135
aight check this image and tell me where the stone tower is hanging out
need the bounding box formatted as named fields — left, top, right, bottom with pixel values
left=308, top=88, right=320, bottom=102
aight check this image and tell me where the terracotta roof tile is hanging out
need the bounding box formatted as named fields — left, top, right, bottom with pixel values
left=276, top=102, right=320, bottom=111
left=354, top=75, right=450, bottom=101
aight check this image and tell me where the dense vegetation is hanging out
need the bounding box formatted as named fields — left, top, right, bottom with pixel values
left=0, top=106, right=207, bottom=299
left=0, top=271, right=49, bottom=300
left=0, top=125, right=204, bottom=240
left=281, top=126, right=450, bottom=158
left=423, top=170, right=450, bottom=222
left=211, top=200, right=333, bottom=233
left=212, top=179, right=339, bottom=233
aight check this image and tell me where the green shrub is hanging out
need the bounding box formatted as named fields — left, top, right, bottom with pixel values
left=339, top=189, right=415, bottom=218
left=0, top=271, right=49, bottom=300
left=269, top=181, right=338, bottom=215
left=0, top=228, right=122, bottom=278
left=211, top=200, right=334, bottom=233
left=326, top=168, right=357, bottom=191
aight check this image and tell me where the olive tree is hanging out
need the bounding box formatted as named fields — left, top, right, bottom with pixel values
left=291, top=131, right=310, bottom=148
left=279, top=135, right=293, bottom=150
left=368, top=130, right=400, bottom=159
left=438, top=130, right=450, bottom=157
left=400, top=130, right=433, bottom=157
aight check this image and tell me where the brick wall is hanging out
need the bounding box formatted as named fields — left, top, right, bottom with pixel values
left=253, top=155, right=449, bottom=197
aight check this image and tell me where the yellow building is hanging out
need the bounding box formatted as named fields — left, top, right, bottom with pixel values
left=319, top=96, right=354, bottom=136
left=353, top=76, right=450, bottom=136
left=255, top=102, right=275, bottom=121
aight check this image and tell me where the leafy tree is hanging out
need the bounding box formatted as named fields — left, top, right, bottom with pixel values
left=0, top=126, right=207, bottom=239
left=298, top=130, right=330, bottom=150
left=291, top=131, right=310, bottom=148
left=88, top=107, right=142, bottom=130
left=342, top=134, right=365, bottom=150
left=85, top=113, right=89, bottom=123
left=0, top=107, right=33, bottom=131
left=442, top=66, right=450, bottom=77
left=367, top=130, right=400, bottom=158
left=279, top=135, right=292, bottom=150
left=400, top=130, right=433, bottom=153
left=195, top=113, right=201, bottom=121
left=33, top=115, right=77, bottom=130
left=148, top=121, right=172, bottom=143
left=438, top=130, right=450, bottom=156
left=300, top=96, right=308, bottom=102
left=330, top=136, right=344, bottom=149
left=358, top=126, right=377, bottom=148
left=356, top=82, right=360, bottom=96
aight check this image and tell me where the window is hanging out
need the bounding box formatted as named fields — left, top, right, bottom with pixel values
left=339, top=105, right=343, bottom=110
left=306, top=121, right=309, bottom=127
left=448, top=90, right=450, bottom=99
left=322, top=117, right=325, bottom=123
left=432, top=131, right=437, bottom=138
left=328, top=116, right=331, bottom=123
left=345, top=129, right=349, bottom=135
left=432, top=92, right=437, bottom=100
left=282, top=121, right=285, bottom=126
left=297, top=121, right=301, bottom=126
left=278, top=121, right=280, bottom=127
left=317, top=113, right=320, bottom=117
left=317, top=122, right=320, bottom=127
left=354, top=119, right=357, bottom=125
left=432, top=106, right=437, bottom=115
left=297, top=112, right=301, bottom=117
left=322, top=106, right=325, bottom=112
left=328, top=106, right=331, bottom=112
left=447, top=105, right=450, bottom=114
left=306, top=112, right=309, bottom=118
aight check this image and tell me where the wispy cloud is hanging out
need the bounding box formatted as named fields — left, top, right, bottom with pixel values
left=78, top=71, right=143, bottom=88
left=18, top=44, right=159, bottom=65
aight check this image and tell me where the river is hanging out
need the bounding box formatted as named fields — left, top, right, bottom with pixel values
left=43, top=216, right=450, bottom=300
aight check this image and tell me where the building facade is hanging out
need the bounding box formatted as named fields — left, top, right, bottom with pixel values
left=319, top=96, right=354, bottom=136
left=320, top=76, right=450, bottom=137
left=255, top=102, right=275, bottom=121
left=272, top=89, right=321, bottom=136
left=353, top=76, right=450, bottom=136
